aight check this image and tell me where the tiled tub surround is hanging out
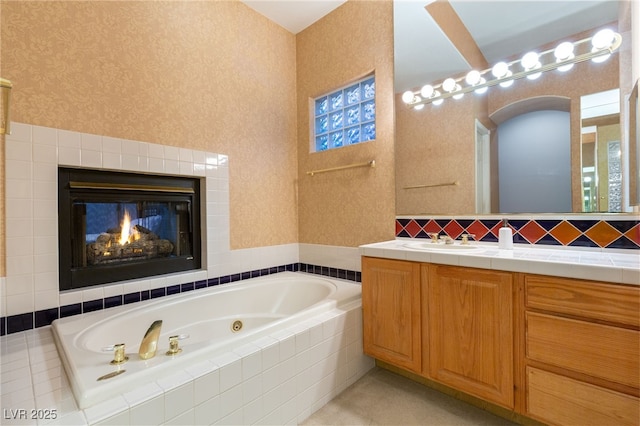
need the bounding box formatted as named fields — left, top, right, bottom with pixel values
left=53, top=272, right=362, bottom=410
left=0, top=282, right=374, bottom=425
left=396, top=216, right=640, bottom=250
left=360, top=239, right=640, bottom=286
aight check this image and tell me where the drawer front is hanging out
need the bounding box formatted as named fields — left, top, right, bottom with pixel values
left=527, top=367, right=640, bottom=426
left=525, top=275, right=640, bottom=327
left=527, top=312, right=640, bottom=388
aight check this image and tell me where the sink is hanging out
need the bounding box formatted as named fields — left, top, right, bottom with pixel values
left=403, top=242, right=483, bottom=252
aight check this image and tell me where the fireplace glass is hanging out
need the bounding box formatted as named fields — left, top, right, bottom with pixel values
left=59, top=168, right=201, bottom=290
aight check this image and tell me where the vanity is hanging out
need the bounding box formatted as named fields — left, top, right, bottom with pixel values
left=360, top=240, right=640, bottom=426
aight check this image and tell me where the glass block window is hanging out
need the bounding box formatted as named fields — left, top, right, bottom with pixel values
left=313, top=75, right=375, bottom=152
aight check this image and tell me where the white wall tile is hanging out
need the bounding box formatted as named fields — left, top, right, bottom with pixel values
left=33, top=126, right=59, bottom=146
left=58, top=146, right=81, bottom=166
left=6, top=199, right=32, bottom=219
left=57, top=129, right=80, bottom=148
left=121, top=154, right=139, bottom=171
left=165, top=159, right=180, bottom=174
left=6, top=293, right=34, bottom=316
left=179, top=148, right=193, bottom=163
left=33, top=180, right=56, bottom=200
left=102, top=136, right=122, bottom=154
left=164, top=145, right=180, bottom=161
left=33, top=143, right=58, bottom=164
left=164, top=382, right=194, bottom=421
left=81, top=133, right=102, bottom=151
left=5, top=237, right=33, bottom=257
left=194, top=395, right=220, bottom=425
left=6, top=122, right=32, bottom=142
left=102, top=152, right=122, bottom=169
left=59, top=291, right=82, bottom=307
left=121, top=139, right=140, bottom=155
left=149, top=157, right=164, bottom=173
left=6, top=159, right=32, bottom=180
left=34, top=290, right=59, bottom=311
left=81, top=149, right=102, bottom=168
left=148, top=143, right=164, bottom=159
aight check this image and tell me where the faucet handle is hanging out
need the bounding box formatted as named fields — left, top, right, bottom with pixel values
left=460, top=234, right=475, bottom=245
left=103, top=343, right=129, bottom=365
left=428, top=232, right=439, bottom=243
left=166, top=334, right=189, bottom=356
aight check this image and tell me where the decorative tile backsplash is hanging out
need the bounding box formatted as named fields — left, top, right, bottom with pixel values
left=396, top=216, right=640, bottom=250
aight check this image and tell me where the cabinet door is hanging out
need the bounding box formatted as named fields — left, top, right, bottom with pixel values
left=362, top=257, right=421, bottom=373
left=428, top=265, right=514, bottom=408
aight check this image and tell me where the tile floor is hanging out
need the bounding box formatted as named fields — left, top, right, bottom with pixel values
left=302, top=367, right=518, bottom=426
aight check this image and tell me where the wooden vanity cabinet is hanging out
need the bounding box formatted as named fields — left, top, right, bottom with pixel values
left=426, top=264, right=515, bottom=409
left=361, top=256, right=640, bottom=425
left=523, top=274, right=640, bottom=426
left=361, top=257, right=422, bottom=373
left=361, top=257, right=515, bottom=408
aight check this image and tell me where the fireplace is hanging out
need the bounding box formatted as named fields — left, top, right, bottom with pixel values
left=58, top=167, right=201, bottom=291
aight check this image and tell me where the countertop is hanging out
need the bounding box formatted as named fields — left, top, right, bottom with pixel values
left=359, top=239, right=639, bottom=286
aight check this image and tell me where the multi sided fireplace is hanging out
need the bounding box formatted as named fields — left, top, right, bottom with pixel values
left=58, top=167, right=201, bottom=291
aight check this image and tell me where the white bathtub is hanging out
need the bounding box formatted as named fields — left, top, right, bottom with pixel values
left=52, top=272, right=363, bottom=410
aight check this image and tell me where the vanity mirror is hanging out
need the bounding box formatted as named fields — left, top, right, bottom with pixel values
left=394, top=0, right=635, bottom=215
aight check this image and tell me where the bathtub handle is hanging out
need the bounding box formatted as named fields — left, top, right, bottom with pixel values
left=166, top=334, right=190, bottom=356
left=102, top=343, right=129, bottom=365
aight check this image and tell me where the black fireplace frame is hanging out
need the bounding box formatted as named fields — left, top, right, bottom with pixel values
left=58, top=167, right=202, bottom=291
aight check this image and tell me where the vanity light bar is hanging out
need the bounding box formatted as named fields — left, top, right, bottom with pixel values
left=402, top=29, right=622, bottom=108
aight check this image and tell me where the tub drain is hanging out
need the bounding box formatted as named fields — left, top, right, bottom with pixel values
left=231, top=320, right=243, bottom=333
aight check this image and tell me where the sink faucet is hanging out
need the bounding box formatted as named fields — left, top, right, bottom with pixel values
left=138, top=320, right=163, bottom=360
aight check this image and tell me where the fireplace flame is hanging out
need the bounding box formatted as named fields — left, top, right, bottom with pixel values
left=119, top=211, right=132, bottom=245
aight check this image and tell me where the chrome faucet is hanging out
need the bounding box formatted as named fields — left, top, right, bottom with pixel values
left=138, top=320, right=163, bottom=360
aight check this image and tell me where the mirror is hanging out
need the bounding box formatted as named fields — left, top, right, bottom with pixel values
left=394, top=0, right=634, bottom=214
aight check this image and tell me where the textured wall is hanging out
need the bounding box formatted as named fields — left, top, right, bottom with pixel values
left=296, top=1, right=396, bottom=247
left=0, top=0, right=299, bottom=263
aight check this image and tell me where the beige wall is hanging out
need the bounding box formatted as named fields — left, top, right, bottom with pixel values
left=296, top=0, right=396, bottom=246
left=0, top=0, right=301, bottom=275
left=0, top=0, right=396, bottom=280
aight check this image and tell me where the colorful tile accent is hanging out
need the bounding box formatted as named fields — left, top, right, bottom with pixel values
left=396, top=216, right=640, bottom=250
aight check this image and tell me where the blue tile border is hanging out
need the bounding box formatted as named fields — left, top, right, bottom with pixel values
left=0, top=263, right=361, bottom=337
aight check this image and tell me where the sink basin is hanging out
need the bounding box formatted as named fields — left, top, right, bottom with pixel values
left=403, top=242, right=483, bottom=252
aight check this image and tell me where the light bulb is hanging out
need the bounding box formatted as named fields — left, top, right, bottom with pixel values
left=521, top=52, right=540, bottom=70
left=591, top=47, right=611, bottom=63
left=592, top=28, right=615, bottom=49
left=499, top=71, right=514, bottom=88
left=453, top=91, right=464, bottom=100
left=432, top=90, right=443, bottom=106
left=414, top=103, right=425, bottom=111
left=492, top=62, right=509, bottom=78
left=474, top=78, right=488, bottom=94
left=466, top=70, right=481, bottom=86
left=554, top=42, right=574, bottom=61
left=526, top=64, right=542, bottom=80
left=420, top=84, right=434, bottom=98
left=402, top=90, right=415, bottom=104
left=442, top=78, right=457, bottom=92
left=557, top=55, right=575, bottom=72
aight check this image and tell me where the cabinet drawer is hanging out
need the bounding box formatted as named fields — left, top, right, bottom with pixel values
left=525, top=275, right=640, bottom=327
left=527, top=312, right=639, bottom=388
left=527, top=367, right=639, bottom=426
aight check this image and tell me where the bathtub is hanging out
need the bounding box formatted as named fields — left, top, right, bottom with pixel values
left=52, top=272, right=363, bottom=411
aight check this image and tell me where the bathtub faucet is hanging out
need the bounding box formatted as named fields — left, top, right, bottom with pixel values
left=138, top=320, right=163, bottom=360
